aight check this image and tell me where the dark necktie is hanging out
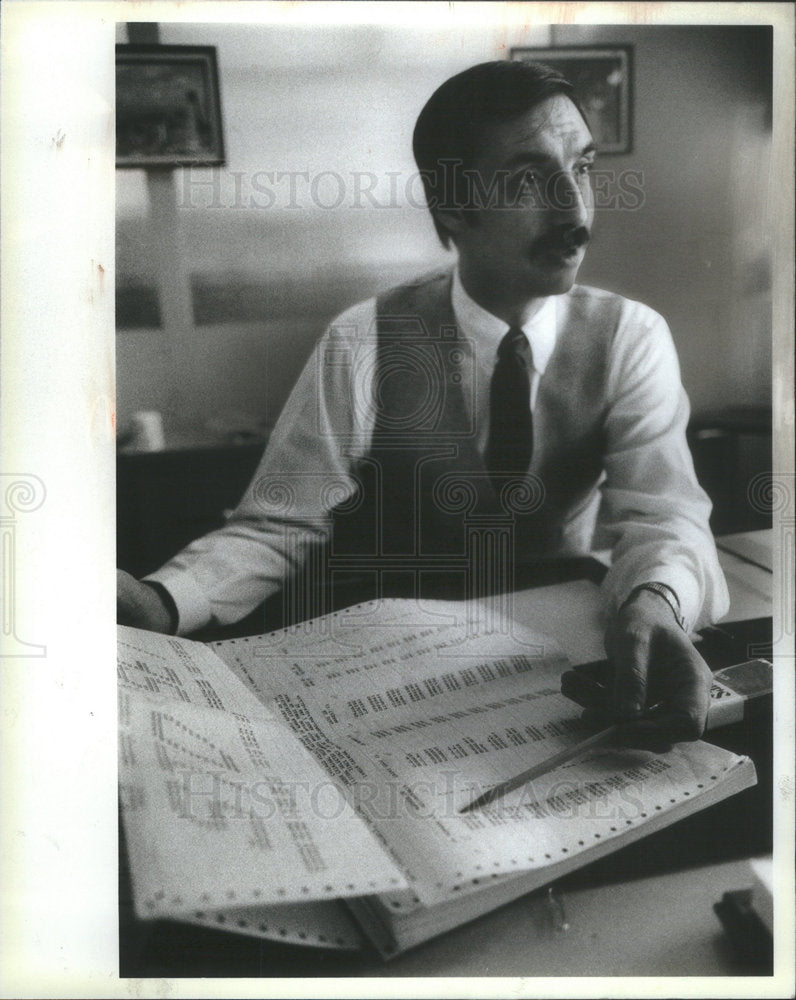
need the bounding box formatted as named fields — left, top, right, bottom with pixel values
left=486, top=326, right=533, bottom=490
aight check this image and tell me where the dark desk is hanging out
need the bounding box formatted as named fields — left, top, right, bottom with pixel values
left=117, top=437, right=265, bottom=578
left=687, top=406, right=772, bottom=536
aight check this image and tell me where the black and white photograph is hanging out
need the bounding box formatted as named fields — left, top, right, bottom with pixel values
left=1, top=3, right=794, bottom=997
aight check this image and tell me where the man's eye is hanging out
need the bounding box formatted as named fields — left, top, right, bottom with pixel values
left=521, top=169, right=541, bottom=186
left=576, top=161, right=595, bottom=177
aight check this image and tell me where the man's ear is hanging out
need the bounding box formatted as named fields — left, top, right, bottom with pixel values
left=434, top=207, right=469, bottom=244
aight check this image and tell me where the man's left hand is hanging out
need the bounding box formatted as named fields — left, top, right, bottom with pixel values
left=563, top=588, right=713, bottom=751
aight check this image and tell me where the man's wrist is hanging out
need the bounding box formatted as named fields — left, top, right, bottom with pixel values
left=620, top=582, right=685, bottom=631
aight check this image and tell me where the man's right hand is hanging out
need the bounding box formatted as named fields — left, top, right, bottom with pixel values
left=117, top=570, right=174, bottom=633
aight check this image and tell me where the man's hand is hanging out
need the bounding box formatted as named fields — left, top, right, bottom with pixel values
left=563, top=589, right=712, bottom=751
left=117, top=570, right=174, bottom=633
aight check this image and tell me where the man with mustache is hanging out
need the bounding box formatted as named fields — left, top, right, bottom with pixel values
left=118, top=60, right=728, bottom=750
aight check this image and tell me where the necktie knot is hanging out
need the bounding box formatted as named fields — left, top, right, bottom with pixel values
left=497, top=326, right=532, bottom=368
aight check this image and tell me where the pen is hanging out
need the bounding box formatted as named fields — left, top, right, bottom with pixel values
left=459, top=722, right=620, bottom=813
left=460, top=700, right=665, bottom=814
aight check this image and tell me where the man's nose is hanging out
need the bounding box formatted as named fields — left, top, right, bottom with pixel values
left=546, top=171, right=591, bottom=228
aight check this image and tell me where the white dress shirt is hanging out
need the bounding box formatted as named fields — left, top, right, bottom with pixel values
left=147, top=270, right=729, bottom=636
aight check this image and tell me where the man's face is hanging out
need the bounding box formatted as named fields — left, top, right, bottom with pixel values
left=453, top=95, right=596, bottom=317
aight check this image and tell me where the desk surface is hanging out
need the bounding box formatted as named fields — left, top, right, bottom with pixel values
left=717, top=529, right=773, bottom=624
left=120, top=856, right=772, bottom=978
left=504, top=530, right=772, bottom=668
left=371, top=856, right=769, bottom=978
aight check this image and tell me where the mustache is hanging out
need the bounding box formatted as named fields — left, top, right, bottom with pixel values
left=532, top=226, right=591, bottom=254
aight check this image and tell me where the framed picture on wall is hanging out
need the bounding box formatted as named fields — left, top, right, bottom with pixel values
left=510, top=45, right=632, bottom=154
left=116, top=44, right=225, bottom=167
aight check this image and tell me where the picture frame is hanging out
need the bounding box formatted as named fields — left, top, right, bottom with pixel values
left=510, top=45, right=633, bottom=154
left=116, top=44, right=225, bottom=168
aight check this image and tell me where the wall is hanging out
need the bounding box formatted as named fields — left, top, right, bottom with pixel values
left=116, top=22, right=772, bottom=436
left=553, top=24, right=772, bottom=416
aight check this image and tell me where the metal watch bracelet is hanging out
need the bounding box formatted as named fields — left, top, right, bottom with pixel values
left=621, top=582, right=686, bottom=631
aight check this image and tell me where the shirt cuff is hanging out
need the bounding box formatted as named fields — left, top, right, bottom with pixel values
left=143, top=566, right=213, bottom=637
left=140, top=580, right=179, bottom=634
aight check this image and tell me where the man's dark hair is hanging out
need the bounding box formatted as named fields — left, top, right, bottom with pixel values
left=412, top=60, right=587, bottom=248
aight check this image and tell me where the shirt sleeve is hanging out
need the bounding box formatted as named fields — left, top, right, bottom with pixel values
left=144, top=298, right=377, bottom=635
left=596, top=302, right=730, bottom=632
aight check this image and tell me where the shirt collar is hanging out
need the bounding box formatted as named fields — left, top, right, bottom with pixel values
left=450, top=267, right=558, bottom=374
